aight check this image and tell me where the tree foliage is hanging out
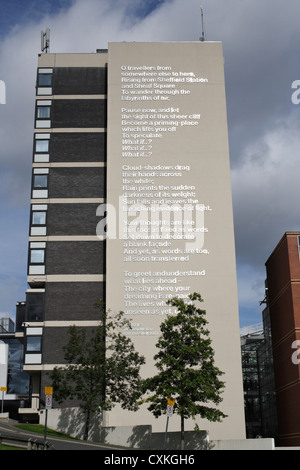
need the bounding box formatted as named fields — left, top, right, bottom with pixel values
left=50, top=301, right=145, bottom=440
left=142, top=293, right=227, bottom=448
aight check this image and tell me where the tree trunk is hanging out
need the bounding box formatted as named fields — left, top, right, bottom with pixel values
left=84, top=409, right=90, bottom=441
left=180, top=414, right=185, bottom=450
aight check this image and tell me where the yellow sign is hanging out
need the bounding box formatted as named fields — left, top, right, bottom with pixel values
left=167, top=398, right=175, bottom=406
left=45, top=386, right=53, bottom=395
left=0, top=387, right=7, bottom=392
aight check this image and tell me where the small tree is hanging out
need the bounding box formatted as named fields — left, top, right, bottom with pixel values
left=143, top=293, right=227, bottom=450
left=50, top=301, right=145, bottom=440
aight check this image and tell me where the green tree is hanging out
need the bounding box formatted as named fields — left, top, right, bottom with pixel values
left=50, top=301, right=145, bottom=440
left=142, top=293, right=227, bottom=450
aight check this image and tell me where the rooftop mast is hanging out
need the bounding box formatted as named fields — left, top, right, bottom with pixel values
left=200, top=6, right=205, bottom=41
left=41, top=28, right=50, bottom=53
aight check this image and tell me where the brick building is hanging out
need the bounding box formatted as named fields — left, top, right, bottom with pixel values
left=265, top=232, right=300, bottom=446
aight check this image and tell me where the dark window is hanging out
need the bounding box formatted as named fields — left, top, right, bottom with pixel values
left=33, top=174, right=48, bottom=188
left=37, top=106, right=51, bottom=119
left=26, top=336, right=42, bottom=352
left=38, top=74, right=52, bottom=86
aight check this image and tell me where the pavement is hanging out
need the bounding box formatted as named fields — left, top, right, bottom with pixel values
left=0, top=418, right=132, bottom=451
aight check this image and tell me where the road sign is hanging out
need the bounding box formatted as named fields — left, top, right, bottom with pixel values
left=0, top=387, right=7, bottom=392
left=166, top=404, right=174, bottom=417
left=167, top=397, right=175, bottom=406
left=45, top=395, right=52, bottom=410
left=45, top=386, right=53, bottom=395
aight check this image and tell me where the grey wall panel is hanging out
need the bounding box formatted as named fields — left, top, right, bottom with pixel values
left=47, top=203, right=101, bottom=236
left=53, top=67, right=107, bottom=95
left=45, top=241, right=105, bottom=274
left=52, top=100, right=106, bottom=128
left=49, top=167, right=105, bottom=199
left=44, top=282, right=105, bottom=322
left=50, top=133, right=106, bottom=163
left=42, top=326, right=98, bottom=364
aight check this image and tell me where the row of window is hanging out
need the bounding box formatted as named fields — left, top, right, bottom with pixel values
left=33, top=82, right=51, bottom=199
left=32, top=78, right=51, bottom=242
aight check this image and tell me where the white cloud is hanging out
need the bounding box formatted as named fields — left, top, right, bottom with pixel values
left=1, top=0, right=300, bottom=325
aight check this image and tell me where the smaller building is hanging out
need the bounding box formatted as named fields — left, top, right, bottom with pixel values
left=265, top=232, right=300, bottom=446
left=241, top=314, right=278, bottom=441
left=0, top=317, right=15, bottom=333
left=0, top=315, right=30, bottom=419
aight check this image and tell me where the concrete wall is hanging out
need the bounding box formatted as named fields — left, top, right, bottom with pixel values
left=41, top=407, right=275, bottom=450
left=211, top=438, right=275, bottom=450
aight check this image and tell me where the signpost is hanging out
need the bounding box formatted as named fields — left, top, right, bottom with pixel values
left=44, top=386, right=53, bottom=447
left=163, top=398, right=175, bottom=450
left=1, top=386, right=7, bottom=414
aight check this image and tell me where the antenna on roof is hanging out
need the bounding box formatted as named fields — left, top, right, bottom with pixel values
left=41, top=28, right=50, bottom=53
left=199, top=6, right=205, bottom=41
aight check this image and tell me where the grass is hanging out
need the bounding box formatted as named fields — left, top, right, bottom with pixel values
left=14, top=423, right=75, bottom=439
left=0, top=443, right=25, bottom=450
left=0, top=424, right=77, bottom=450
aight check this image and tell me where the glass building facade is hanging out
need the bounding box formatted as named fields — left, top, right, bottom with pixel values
left=0, top=317, right=30, bottom=398
left=241, top=308, right=278, bottom=440
left=0, top=336, right=30, bottom=396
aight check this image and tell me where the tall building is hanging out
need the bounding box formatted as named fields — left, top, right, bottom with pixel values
left=22, top=50, right=107, bottom=417
left=19, top=41, right=245, bottom=441
left=265, top=232, right=300, bottom=446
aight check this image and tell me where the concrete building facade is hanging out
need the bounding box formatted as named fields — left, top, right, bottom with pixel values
left=20, top=42, right=245, bottom=442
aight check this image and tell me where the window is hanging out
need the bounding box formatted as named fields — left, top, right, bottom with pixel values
left=32, top=211, right=46, bottom=225
left=37, top=68, right=53, bottom=96
left=26, top=336, right=42, bottom=352
left=35, top=140, right=49, bottom=152
left=29, top=242, right=46, bottom=274
left=33, top=174, right=48, bottom=188
left=30, top=249, right=45, bottom=264
left=32, top=169, right=49, bottom=198
left=34, top=134, right=50, bottom=163
left=37, top=106, right=51, bottom=119
left=31, top=205, right=47, bottom=236
left=36, top=101, right=51, bottom=128
left=29, top=242, right=46, bottom=264
left=38, top=74, right=52, bottom=86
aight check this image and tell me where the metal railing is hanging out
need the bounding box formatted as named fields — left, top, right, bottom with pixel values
left=0, top=432, right=54, bottom=450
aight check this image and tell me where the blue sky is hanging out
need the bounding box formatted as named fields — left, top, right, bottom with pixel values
left=0, top=0, right=300, bottom=328
left=0, top=0, right=72, bottom=36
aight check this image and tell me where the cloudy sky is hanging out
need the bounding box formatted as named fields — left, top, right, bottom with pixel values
left=0, top=0, right=299, bottom=328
